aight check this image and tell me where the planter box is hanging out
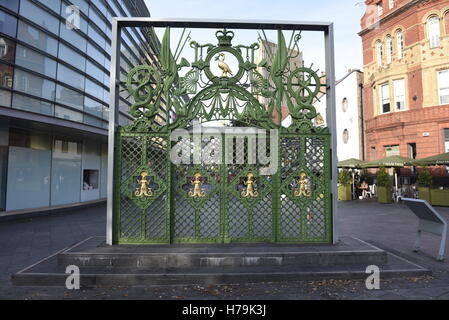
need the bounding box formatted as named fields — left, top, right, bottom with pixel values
left=338, top=185, right=352, bottom=201
left=430, top=189, right=449, bottom=207
left=418, top=187, right=431, bottom=203
left=377, top=186, right=392, bottom=203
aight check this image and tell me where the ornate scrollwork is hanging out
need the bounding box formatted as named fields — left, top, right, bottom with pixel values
left=123, top=27, right=326, bottom=133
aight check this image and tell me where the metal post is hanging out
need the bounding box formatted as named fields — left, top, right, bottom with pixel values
left=106, top=18, right=121, bottom=245
left=324, top=23, right=338, bottom=244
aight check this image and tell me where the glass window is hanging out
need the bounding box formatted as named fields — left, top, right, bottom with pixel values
left=386, top=36, right=392, bottom=64
left=61, top=1, right=88, bottom=33
left=20, top=0, right=59, bottom=34
left=55, top=84, right=83, bottom=110
left=342, top=129, right=349, bottom=144
left=341, top=97, right=348, bottom=112
left=427, top=16, right=441, bottom=48
left=84, top=96, right=103, bottom=117
left=12, top=93, right=53, bottom=115
left=105, top=26, right=111, bottom=39
left=59, top=22, right=87, bottom=53
left=102, top=106, right=109, bottom=121
left=380, top=83, right=390, bottom=113
left=108, top=0, right=122, bottom=16
left=376, top=41, right=383, bottom=66
left=17, top=21, right=58, bottom=56
left=6, top=145, right=51, bottom=210
left=396, top=30, right=404, bottom=60
left=14, top=69, right=55, bottom=100
left=389, top=0, right=394, bottom=9
left=88, top=24, right=106, bottom=50
left=444, top=129, right=449, bottom=153
left=57, top=63, right=85, bottom=90
left=83, top=169, right=99, bottom=190
left=103, top=74, right=109, bottom=87
left=377, top=2, right=383, bottom=16
left=58, top=43, right=86, bottom=71
left=0, top=63, right=13, bottom=88
left=393, top=79, right=406, bottom=110
left=87, top=43, right=105, bottom=66
left=35, top=0, right=61, bottom=13
left=84, top=114, right=102, bottom=127
left=86, top=60, right=104, bottom=84
left=438, top=69, right=449, bottom=105
left=0, top=0, right=19, bottom=12
left=0, top=144, right=6, bottom=210
left=89, top=5, right=107, bottom=33
left=55, top=105, right=83, bottom=122
left=85, top=78, right=103, bottom=98
left=0, top=9, right=17, bottom=37
left=51, top=138, right=82, bottom=206
left=102, top=89, right=109, bottom=104
left=0, top=36, right=15, bottom=63
left=0, top=88, right=10, bottom=106
left=104, top=58, right=110, bottom=71
left=69, top=0, right=88, bottom=14
left=91, top=0, right=107, bottom=15
left=385, top=145, right=400, bottom=157
left=120, top=0, right=131, bottom=16
left=15, top=45, right=57, bottom=78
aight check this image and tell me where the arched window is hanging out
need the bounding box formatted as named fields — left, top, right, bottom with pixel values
left=386, top=36, right=393, bottom=64
left=342, top=97, right=348, bottom=112
left=427, top=15, right=441, bottom=48
left=396, top=30, right=404, bottom=60
left=375, top=41, right=383, bottom=66
left=342, top=129, right=349, bottom=144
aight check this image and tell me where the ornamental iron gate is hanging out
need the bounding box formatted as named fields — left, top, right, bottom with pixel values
left=113, top=26, right=333, bottom=244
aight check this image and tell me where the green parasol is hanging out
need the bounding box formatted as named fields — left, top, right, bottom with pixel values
left=412, top=152, right=449, bottom=166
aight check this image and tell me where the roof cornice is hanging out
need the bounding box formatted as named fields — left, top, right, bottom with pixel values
left=358, top=0, right=422, bottom=37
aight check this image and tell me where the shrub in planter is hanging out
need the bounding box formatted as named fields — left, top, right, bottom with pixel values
left=376, top=167, right=392, bottom=203
left=338, top=170, right=352, bottom=201
left=417, top=167, right=432, bottom=202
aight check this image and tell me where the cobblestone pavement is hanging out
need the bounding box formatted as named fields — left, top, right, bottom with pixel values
left=1, top=200, right=449, bottom=300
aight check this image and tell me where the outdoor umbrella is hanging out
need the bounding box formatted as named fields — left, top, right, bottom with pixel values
left=362, top=155, right=414, bottom=190
left=337, top=158, right=366, bottom=169
left=412, top=152, right=449, bottom=166
left=338, top=158, right=367, bottom=199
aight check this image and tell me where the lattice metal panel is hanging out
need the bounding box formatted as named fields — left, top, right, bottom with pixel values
left=225, top=136, right=274, bottom=242
left=279, top=134, right=331, bottom=243
left=119, top=196, right=141, bottom=239
left=121, top=136, right=144, bottom=182
left=144, top=194, right=169, bottom=241
left=172, top=136, right=223, bottom=243
left=279, top=197, right=301, bottom=239
left=117, top=133, right=170, bottom=243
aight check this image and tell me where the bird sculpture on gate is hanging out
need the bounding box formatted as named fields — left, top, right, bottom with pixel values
left=215, top=52, right=233, bottom=77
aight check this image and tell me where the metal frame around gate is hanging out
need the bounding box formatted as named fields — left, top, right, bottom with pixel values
left=107, top=18, right=338, bottom=245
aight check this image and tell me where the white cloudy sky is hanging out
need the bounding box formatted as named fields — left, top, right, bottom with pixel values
left=144, top=0, right=366, bottom=80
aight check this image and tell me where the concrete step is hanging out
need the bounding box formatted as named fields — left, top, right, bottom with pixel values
left=11, top=236, right=430, bottom=287
left=11, top=253, right=430, bottom=287
left=56, top=236, right=388, bottom=269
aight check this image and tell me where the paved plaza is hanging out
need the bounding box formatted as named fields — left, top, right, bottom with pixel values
left=1, top=200, right=449, bottom=299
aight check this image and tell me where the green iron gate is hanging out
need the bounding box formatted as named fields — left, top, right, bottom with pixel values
left=114, top=28, right=332, bottom=244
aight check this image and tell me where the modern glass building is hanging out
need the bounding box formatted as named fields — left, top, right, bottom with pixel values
left=0, top=0, right=157, bottom=212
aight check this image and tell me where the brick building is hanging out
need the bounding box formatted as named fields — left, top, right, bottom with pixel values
left=359, top=0, right=449, bottom=169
